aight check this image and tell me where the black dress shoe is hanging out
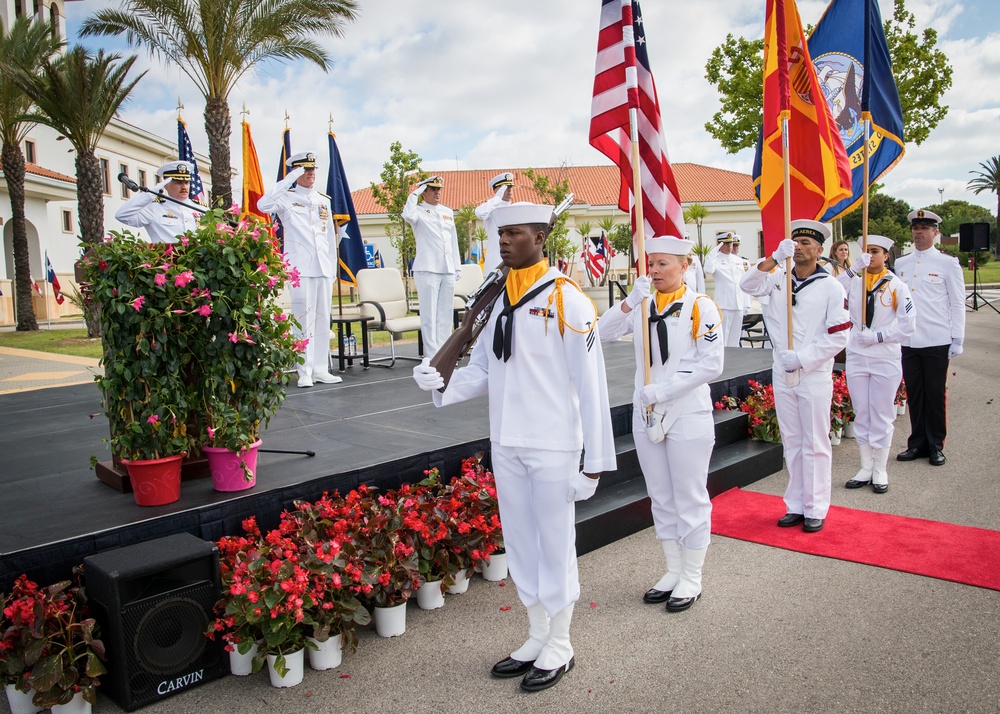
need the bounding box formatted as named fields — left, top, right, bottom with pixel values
left=777, top=513, right=804, bottom=527
left=520, top=657, right=574, bottom=692
left=491, top=656, right=535, bottom=679
left=802, top=518, right=824, bottom=532
left=872, top=483, right=888, bottom=494
left=929, top=450, right=946, bottom=466
left=844, top=479, right=870, bottom=489
left=897, top=448, right=928, bottom=461
left=666, top=593, right=701, bottom=613
left=643, top=587, right=672, bottom=603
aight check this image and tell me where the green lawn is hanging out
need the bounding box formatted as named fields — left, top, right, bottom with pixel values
left=964, top=259, right=1000, bottom=285
left=0, top=328, right=103, bottom=359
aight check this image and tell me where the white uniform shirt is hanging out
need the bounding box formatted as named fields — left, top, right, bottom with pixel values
left=741, top=262, right=850, bottom=373
left=404, top=193, right=461, bottom=275
left=257, top=171, right=337, bottom=278
left=598, top=288, right=724, bottom=412
left=837, top=269, right=916, bottom=359
left=683, top=254, right=706, bottom=294
left=705, top=246, right=752, bottom=311
left=474, top=192, right=509, bottom=273
left=115, top=192, right=200, bottom=244
left=434, top=268, right=616, bottom=473
left=894, top=246, right=965, bottom=348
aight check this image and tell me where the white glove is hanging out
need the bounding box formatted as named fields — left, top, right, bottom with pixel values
left=639, top=383, right=667, bottom=410
left=778, top=349, right=802, bottom=372
left=772, top=239, right=795, bottom=263
left=287, top=166, right=305, bottom=182
left=412, top=358, right=444, bottom=391
left=495, top=186, right=508, bottom=201
left=856, top=330, right=879, bottom=348
left=625, top=275, right=651, bottom=309
left=454, top=270, right=463, bottom=282
left=567, top=472, right=600, bottom=502
left=152, top=178, right=171, bottom=193
left=855, top=252, right=872, bottom=270
left=949, top=339, right=963, bottom=359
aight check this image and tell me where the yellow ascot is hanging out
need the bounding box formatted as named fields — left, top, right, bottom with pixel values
left=865, top=267, right=888, bottom=292
left=506, top=260, right=549, bottom=304
left=654, top=285, right=686, bottom=313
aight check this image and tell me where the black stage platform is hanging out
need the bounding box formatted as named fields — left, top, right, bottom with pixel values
left=0, top=342, right=778, bottom=590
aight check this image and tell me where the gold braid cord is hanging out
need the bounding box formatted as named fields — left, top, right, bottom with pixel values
left=692, top=296, right=723, bottom=341
left=545, top=277, right=598, bottom=337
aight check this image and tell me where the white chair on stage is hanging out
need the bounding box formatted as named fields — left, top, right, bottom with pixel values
left=357, top=267, right=423, bottom=367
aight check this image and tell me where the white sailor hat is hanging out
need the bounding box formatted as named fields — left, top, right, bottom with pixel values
left=489, top=172, right=515, bottom=190
left=286, top=152, right=318, bottom=169
left=866, top=234, right=894, bottom=251
left=908, top=209, right=941, bottom=226
left=646, top=236, right=694, bottom=256
left=790, top=219, right=832, bottom=244
left=157, top=161, right=191, bottom=181
left=492, top=202, right=554, bottom=228
left=715, top=231, right=739, bottom=244
left=418, top=175, right=445, bottom=189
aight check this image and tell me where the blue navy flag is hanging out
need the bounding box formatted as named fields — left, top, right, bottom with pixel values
left=176, top=119, right=205, bottom=203
left=276, top=128, right=292, bottom=182
left=809, top=0, right=905, bottom=221
left=326, top=132, right=367, bottom=286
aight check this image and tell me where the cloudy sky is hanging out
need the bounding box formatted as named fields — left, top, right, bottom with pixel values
left=65, top=0, right=999, bottom=212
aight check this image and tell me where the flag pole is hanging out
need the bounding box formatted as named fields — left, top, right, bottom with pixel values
left=330, top=113, right=345, bottom=321
left=781, top=110, right=793, bottom=349
left=860, top=113, right=871, bottom=329
left=43, top=252, right=51, bottom=329
left=630, top=107, right=653, bottom=389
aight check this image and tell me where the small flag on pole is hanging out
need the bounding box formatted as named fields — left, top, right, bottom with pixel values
left=327, top=132, right=367, bottom=286
left=177, top=118, right=205, bottom=204
left=45, top=252, right=64, bottom=304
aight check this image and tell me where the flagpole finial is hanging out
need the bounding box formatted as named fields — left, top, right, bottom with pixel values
left=284, top=110, right=290, bottom=129
left=176, top=97, right=184, bottom=121
left=329, top=113, right=334, bottom=134
left=241, top=103, right=250, bottom=120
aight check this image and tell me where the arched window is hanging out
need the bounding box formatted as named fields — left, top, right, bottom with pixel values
left=49, top=4, right=61, bottom=40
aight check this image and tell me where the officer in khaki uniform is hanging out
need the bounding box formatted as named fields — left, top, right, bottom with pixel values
left=115, top=161, right=201, bottom=244
left=893, top=209, right=965, bottom=466
left=257, top=152, right=340, bottom=387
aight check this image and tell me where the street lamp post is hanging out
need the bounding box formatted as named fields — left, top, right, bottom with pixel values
left=938, top=187, right=944, bottom=204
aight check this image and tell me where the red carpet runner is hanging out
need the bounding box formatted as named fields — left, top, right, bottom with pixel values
left=710, top=488, right=1000, bottom=591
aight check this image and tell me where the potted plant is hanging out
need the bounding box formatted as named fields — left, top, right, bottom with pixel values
left=2, top=575, right=42, bottom=714
left=1, top=574, right=106, bottom=713
left=895, top=379, right=907, bottom=415
left=406, top=475, right=459, bottom=610
left=830, top=372, right=853, bottom=443
left=715, top=380, right=781, bottom=444
left=207, top=520, right=265, bottom=675
left=436, top=457, right=504, bottom=589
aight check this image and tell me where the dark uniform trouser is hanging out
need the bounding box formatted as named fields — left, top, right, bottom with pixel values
left=901, top=344, right=950, bottom=453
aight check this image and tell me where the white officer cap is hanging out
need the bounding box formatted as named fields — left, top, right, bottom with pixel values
left=715, top=231, right=738, bottom=244
left=492, top=202, right=553, bottom=228
left=790, top=219, right=832, bottom=244
left=489, top=172, right=515, bottom=190
left=286, top=152, right=318, bottom=169
left=908, top=209, right=942, bottom=226
left=866, top=234, right=894, bottom=251
left=157, top=161, right=191, bottom=181
left=646, top=236, right=694, bottom=256
left=418, top=175, right=445, bottom=189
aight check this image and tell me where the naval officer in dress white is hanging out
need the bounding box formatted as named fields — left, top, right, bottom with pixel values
left=115, top=160, right=201, bottom=244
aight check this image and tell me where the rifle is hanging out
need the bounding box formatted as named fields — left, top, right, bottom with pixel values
left=429, top=193, right=574, bottom=389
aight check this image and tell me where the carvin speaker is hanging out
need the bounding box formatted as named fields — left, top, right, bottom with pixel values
left=959, top=222, right=991, bottom=252
left=83, top=533, right=227, bottom=711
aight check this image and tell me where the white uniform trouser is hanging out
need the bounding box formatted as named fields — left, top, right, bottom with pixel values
left=413, top=270, right=455, bottom=358
left=632, top=407, right=714, bottom=549
left=773, top=368, right=834, bottom=519
left=846, top=353, right=901, bottom=450
left=721, top=309, right=743, bottom=347
left=290, top=276, right=332, bottom=379
left=490, top=445, right=580, bottom=616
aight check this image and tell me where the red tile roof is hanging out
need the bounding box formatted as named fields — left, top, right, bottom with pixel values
left=0, top=160, right=77, bottom=184
left=351, top=163, right=755, bottom=215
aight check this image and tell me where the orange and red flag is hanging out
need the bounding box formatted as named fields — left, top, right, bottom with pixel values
left=241, top=120, right=271, bottom=227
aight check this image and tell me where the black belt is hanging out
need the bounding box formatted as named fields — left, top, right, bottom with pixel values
left=492, top=279, right=555, bottom=362
left=648, top=302, right=683, bottom=365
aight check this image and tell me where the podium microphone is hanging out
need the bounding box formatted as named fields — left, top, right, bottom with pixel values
left=117, top=172, right=140, bottom=193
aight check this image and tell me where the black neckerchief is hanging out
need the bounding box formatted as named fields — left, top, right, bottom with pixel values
left=865, top=274, right=892, bottom=328
left=492, top=279, right=556, bottom=362
left=790, top=264, right=829, bottom=306
left=648, top=302, right=683, bottom=365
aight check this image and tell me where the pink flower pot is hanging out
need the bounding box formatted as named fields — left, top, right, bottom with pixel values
left=122, top=454, right=184, bottom=506
left=203, top=440, right=262, bottom=492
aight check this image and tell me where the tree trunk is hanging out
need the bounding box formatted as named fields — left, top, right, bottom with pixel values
left=75, top=151, right=104, bottom=338
left=205, top=96, right=233, bottom=210
left=2, top=140, right=38, bottom=331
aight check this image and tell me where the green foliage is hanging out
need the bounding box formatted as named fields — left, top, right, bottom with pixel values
left=704, top=0, right=953, bottom=153
left=523, top=167, right=572, bottom=266
left=683, top=203, right=711, bottom=249
left=0, top=16, right=63, bottom=145
left=940, top=243, right=991, bottom=266
left=608, top=224, right=633, bottom=258
left=370, top=141, right=424, bottom=277
left=454, top=204, right=479, bottom=262
left=841, top=192, right=912, bottom=249
left=929, top=200, right=995, bottom=241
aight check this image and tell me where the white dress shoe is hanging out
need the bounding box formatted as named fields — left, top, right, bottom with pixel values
left=297, top=376, right=314, bottom=388
left=312, top=372, right=343, bottom=384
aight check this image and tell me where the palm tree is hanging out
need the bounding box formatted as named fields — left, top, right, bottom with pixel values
left=8, top=46, right=146, bottom=336
left=683, top=203, right=710, bottom=250
left=968, top=156, right=1000, bottom=256
left=0, top=17, right=62, bottom=331
left=455, top=204, right=478, bottom=262
left=80, top=0, right=360, bottom=209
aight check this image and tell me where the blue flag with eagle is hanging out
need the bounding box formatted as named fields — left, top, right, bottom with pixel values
left=326, top=132, right=367, bottom=286
left=808, top=0, right=905, bottom=221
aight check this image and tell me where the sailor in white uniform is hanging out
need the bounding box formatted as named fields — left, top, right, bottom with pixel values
left=839, top=235, right=916, bottom=493
left=115, top=161, right=201, bottom=244
left=740, top=220, right=850, bottom=533
left=705, top=231, right=752, bottom=346
left=474, top=172, right=515, bottom=272
left=257, top=152, right=340, bottom=387
left=893, top=209, right=966, bottom=466
left=412, top=202, right=615, bottom=693
left=403, top=176, right=462, bottom=357
left=682, top=234, right=706, bottom=294
left=598, top=236, right=723, bottom=613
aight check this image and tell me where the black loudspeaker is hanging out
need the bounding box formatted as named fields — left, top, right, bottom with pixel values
left=959, top=222, right=990, bottom=252
left=83, top=533, right=227, bottom=711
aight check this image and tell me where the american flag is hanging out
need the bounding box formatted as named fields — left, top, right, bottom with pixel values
left=590, top=0, right=684, bottom=244
left=583, top=238, right=608, bottom=282
left=177, top=119, right=205, bottom=203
